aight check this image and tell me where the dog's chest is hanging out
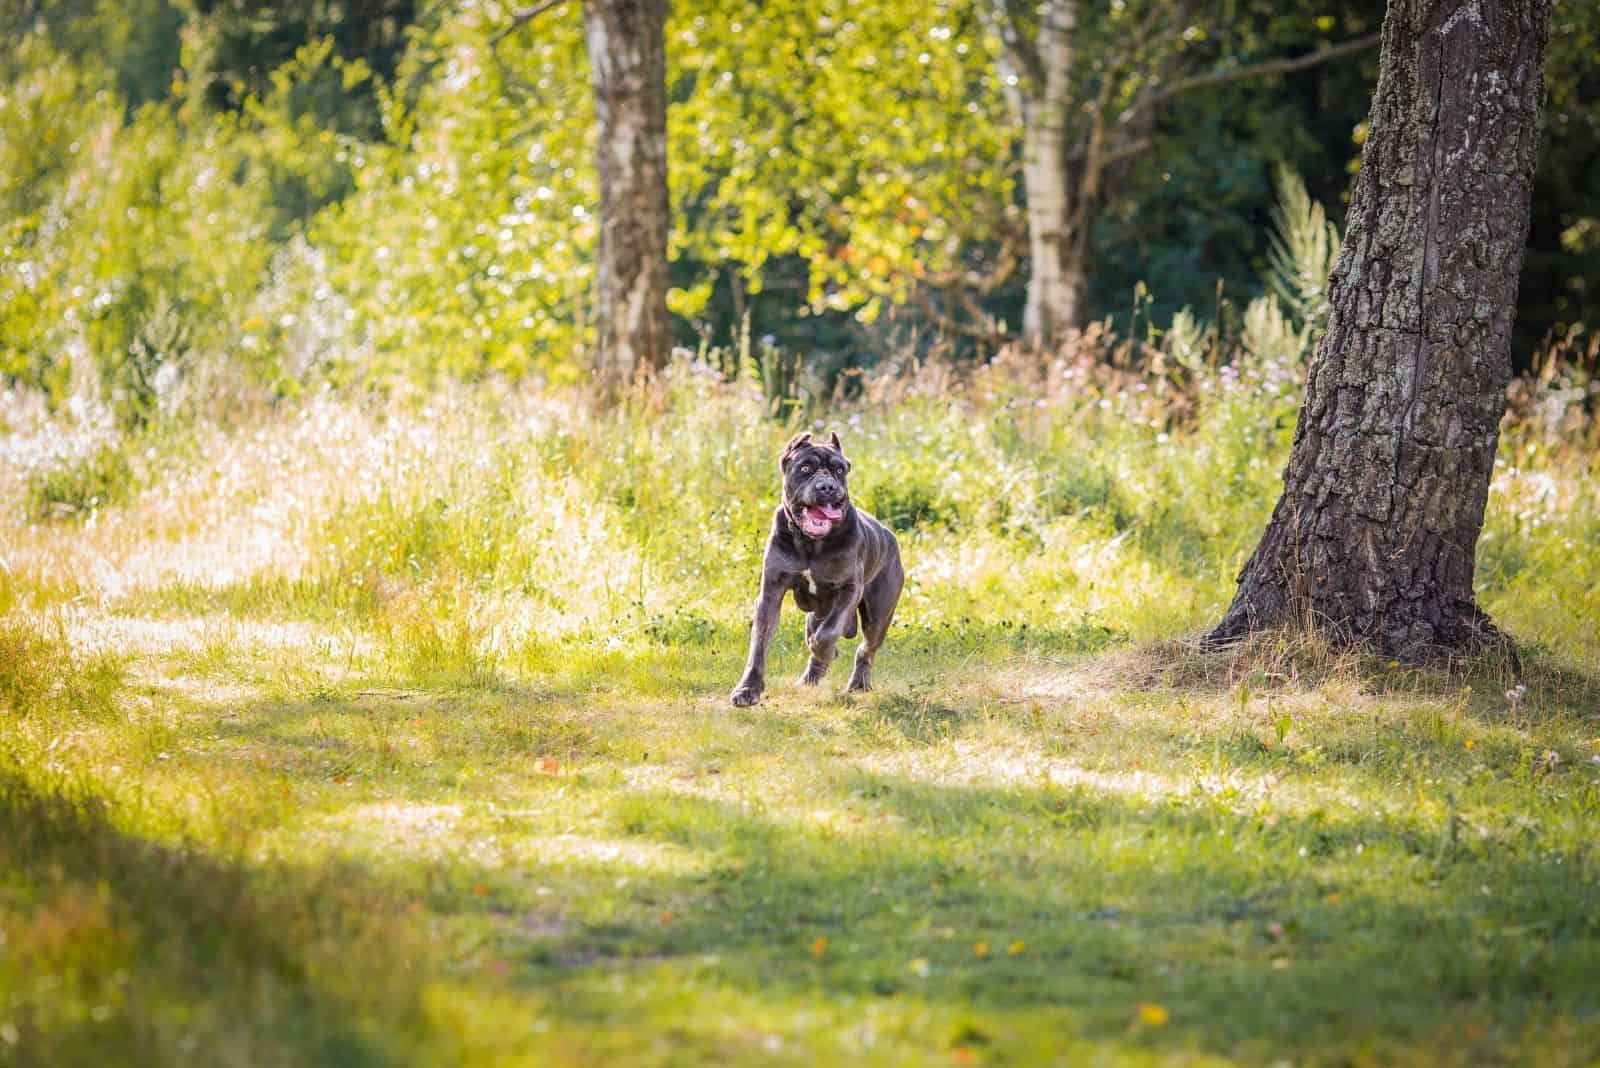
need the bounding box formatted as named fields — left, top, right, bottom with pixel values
left=800, top=570, right=819, bottom=596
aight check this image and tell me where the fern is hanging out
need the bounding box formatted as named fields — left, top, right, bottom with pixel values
left=1267, top=166, right=1340, bottom=336
left=1242, top=292, right=1311, bottom=367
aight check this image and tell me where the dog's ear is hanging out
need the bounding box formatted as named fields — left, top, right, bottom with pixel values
left=780, top=432, right=813, bottom=468
left=827, top=432, right=850, bottom=472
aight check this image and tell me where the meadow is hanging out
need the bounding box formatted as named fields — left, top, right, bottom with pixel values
left=2, top=348, right=1598, bottom=1066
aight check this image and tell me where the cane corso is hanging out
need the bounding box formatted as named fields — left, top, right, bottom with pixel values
left=730, top=431, right=904, bottom=706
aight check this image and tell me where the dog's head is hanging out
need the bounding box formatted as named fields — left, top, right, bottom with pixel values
left=780, top=431, right=852, bottom=539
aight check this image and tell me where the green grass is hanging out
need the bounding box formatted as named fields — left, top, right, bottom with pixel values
left=1, top=365, right=1597, bottom=1065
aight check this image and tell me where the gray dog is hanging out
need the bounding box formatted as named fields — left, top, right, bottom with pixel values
left=730, top=431, right=903, bottom=706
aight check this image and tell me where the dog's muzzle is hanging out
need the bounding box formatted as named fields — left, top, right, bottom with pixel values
left=797, top=501, right=845, bottom=538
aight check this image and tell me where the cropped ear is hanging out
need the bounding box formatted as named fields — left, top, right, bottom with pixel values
left=780, top=432, right=813, bottom=468
left=828, top=431, right=843, bottom=453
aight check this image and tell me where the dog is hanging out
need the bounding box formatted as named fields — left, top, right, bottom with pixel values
left=730, top=431, right=903, bottom=706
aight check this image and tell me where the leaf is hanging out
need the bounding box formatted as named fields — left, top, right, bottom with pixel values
left=1136, top=1003, right=1169, bottom=1027
left=972, top=940, right=990, bottom=958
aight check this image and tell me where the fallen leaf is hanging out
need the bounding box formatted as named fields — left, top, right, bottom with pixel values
left=973, top=940, right=991, bottom=958
left=1136, top=1003, right=1169, bottom=1027
left=656, top=911, right=674, bottom=925
left=537, top=756, right=560, bottom=773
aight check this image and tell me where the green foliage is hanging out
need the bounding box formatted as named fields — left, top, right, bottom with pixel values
left=0, top=27, right=379, bottom=417
left=1266, top=165, right=1340, bottom=335
left=306, top=0, right=1014, bottom=382
left=5, top=0, right=1594, bottom=396
left=174, top=0, right=416, bottom=131
left=24, top=442, right=137, bottom=520
left=305, top=5, right=598, bottom=383
left=668, top=0, right=1014, bottom=323
left=12, top=0, right=186, bottom=109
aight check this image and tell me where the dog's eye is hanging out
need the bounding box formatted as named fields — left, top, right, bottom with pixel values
left=799, top=463, right=814, bottom=474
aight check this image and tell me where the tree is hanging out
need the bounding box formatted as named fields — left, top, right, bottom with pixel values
left=1208, top=0, right=1552, bottom=658
left=990, top=0, right=1379, bottom=346
left=581, top=0, right=671, bottom=392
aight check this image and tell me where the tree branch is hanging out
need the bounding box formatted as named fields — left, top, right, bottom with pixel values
left=990, top=0, right=1044, bottom=93
left=491, top=0, right=571, bottom=44
left=1097, top=136, right=1153, bottom=169
left=1123, top=31, right=1380, bottom=124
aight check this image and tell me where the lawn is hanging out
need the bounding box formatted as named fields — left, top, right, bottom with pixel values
left=2, top=365, right=1598, bottom=1066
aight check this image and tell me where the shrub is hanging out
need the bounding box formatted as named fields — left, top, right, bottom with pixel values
left=24, top=442, right=136, bottom=520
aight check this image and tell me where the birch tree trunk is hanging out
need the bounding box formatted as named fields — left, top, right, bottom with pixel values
left=1018, top=0, right=1083, bottom=345
left=1209, top=0, right=1551, bottom=658
left=583, top=0, right=670, bottom=394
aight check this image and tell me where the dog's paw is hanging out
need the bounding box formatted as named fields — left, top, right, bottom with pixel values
left=729, top=684, right=763, bottom=707
left=798, top=662, right=829, bottom=686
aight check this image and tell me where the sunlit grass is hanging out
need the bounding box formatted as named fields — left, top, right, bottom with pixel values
left=1, top=367, right=1597, bottom=1065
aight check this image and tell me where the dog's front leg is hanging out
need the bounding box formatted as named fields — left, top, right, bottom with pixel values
left=799, top=582, right=860, bottom=685
left=731, top=574, right=787, bottom=706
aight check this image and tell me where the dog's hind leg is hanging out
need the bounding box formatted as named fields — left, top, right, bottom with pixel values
left=847, top=559, right=902, bottom=693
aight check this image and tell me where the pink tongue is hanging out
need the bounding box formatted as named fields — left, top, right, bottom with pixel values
left=801, top=504, right=843, bottom=535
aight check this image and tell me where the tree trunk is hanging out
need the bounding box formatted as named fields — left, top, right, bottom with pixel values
left=1209, top=0, right=1550, bottom=659
left=1016, top=0, right=1082, bottom=347
left=583, top=0, right=670, bottom=394
left=1020, top=118, right=1086, bottom=345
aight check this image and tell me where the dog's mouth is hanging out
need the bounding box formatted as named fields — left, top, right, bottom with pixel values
left=798, top=502, right=845, bottom=538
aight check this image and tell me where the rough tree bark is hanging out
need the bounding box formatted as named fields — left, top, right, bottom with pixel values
left=1208, top=0, right=1551, bottom=658
left=582, top=0, right=670, bottom=394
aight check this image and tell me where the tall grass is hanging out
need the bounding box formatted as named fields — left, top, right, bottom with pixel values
left=3, top=333, right=1595, bottom=689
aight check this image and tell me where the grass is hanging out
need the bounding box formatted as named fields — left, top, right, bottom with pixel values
left=1, top=360, right=1597, bottom=1065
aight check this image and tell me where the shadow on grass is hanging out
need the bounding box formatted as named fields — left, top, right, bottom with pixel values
left=0, top=770, right=427, bottom=1068
left=11, top=664, right=1600, bottom=1064
left=495, top=780, right=1600, bottom=1063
